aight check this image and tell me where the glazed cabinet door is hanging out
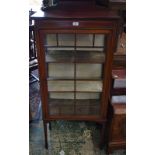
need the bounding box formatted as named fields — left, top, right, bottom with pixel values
left=37, top=29, right=113, bottom=120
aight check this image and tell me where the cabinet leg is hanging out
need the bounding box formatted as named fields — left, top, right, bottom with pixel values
left=43, top=121, right=48, bottom=149
left=49, top=122, right=52, bottom=130
left=107, top=148, right=113, bottom=155
left=99, top=123, right=106, bottom=149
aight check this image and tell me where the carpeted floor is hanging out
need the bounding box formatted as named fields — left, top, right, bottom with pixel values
left=29, top=70, right=126, bottom=155
left=30, top=120, right=125, bottom=155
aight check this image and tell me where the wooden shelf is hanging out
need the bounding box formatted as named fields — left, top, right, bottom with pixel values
left=76, top=51, right=105, bottom=63
left=49, top=92, right=101, bottom=100
left=48, top=63, right=103, bottom=79
left=47, top=80, right=74, bottom=92
left=76, top=81, right=103, bottom=92
left=46, top=50, right=74, bottom=63
left=47, top=78, right=102, bottom=81
left=48, top=99, right=100, bottom=115
left=46, top=50, right=105, bottom=63
left=47, top=80, right=103, bottom=92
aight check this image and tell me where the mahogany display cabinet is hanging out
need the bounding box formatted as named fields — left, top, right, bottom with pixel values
left=31, top=0, right=120, bottom=149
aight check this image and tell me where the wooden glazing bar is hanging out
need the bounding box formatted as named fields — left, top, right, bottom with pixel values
left=93, top=34, right=95, bottom=47
left=46, top=62, right=49, bottom=78
left=56, top=33, right=59, bottom=47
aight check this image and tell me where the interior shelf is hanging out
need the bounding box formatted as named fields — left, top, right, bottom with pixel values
left=47, top=80, right=74, bottom=92
left=45, top=50, right=105, bottom=63
left=47, top=80, right=103, bottom=92
left=76, top=51, right=105, bottom=63
left=47, top=63, right=103, bottom=79
left=48, top=99, right=100, bottom=115
left=76, top=81, right=103, bottom=92
left=46, top=50, right=74, bottom=63
left=49, top=92, right=101, bottom=100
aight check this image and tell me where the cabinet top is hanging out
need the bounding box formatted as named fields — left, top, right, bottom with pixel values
left=31, top=1, right=120, bottom=20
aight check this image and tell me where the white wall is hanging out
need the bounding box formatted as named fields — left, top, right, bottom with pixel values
left=29, top=0, right=42, bottom=9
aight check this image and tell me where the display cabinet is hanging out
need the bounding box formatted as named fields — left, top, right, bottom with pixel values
left=31, top=0, right=120, bottom=149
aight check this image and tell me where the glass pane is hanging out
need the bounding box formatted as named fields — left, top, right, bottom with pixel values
left=44, top=34, right=105, bottom=49
left=48, top=92, right=101, bottom=116
left=48, top=63, right=74, bottom=79
left=46, top=50, right=74, bottom=62
left=58, top=34, right=74, bottom=46
left=45, top=34, right=57, bottom=46
left=49, top=92, right=74, bottom=99
left=94, top=34, right=105, bottom=47
left=76, top=34, right=93, bottom=46
left=76, top=64, right=102, bottom=79
left=47, top=80, right=74, bottom=91
left=76, top=92, right=100, bottom=99
left=75, top=93, right=101, bottom=115
left=48, top=92, right=74, bottom=115
left=76, top=51, right=105, bottom=63
left=76, top=81, right=103, bottom=92
left=76, top=34, right=105, bottom=51
left=43, top=32, right=106, bottom=117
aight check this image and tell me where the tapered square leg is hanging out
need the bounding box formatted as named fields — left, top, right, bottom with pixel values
left=43, top=121, right=48, bottom=149
left=49, top=122, right=52, bottom=130
left=99, top=123, right=106, bottom=149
